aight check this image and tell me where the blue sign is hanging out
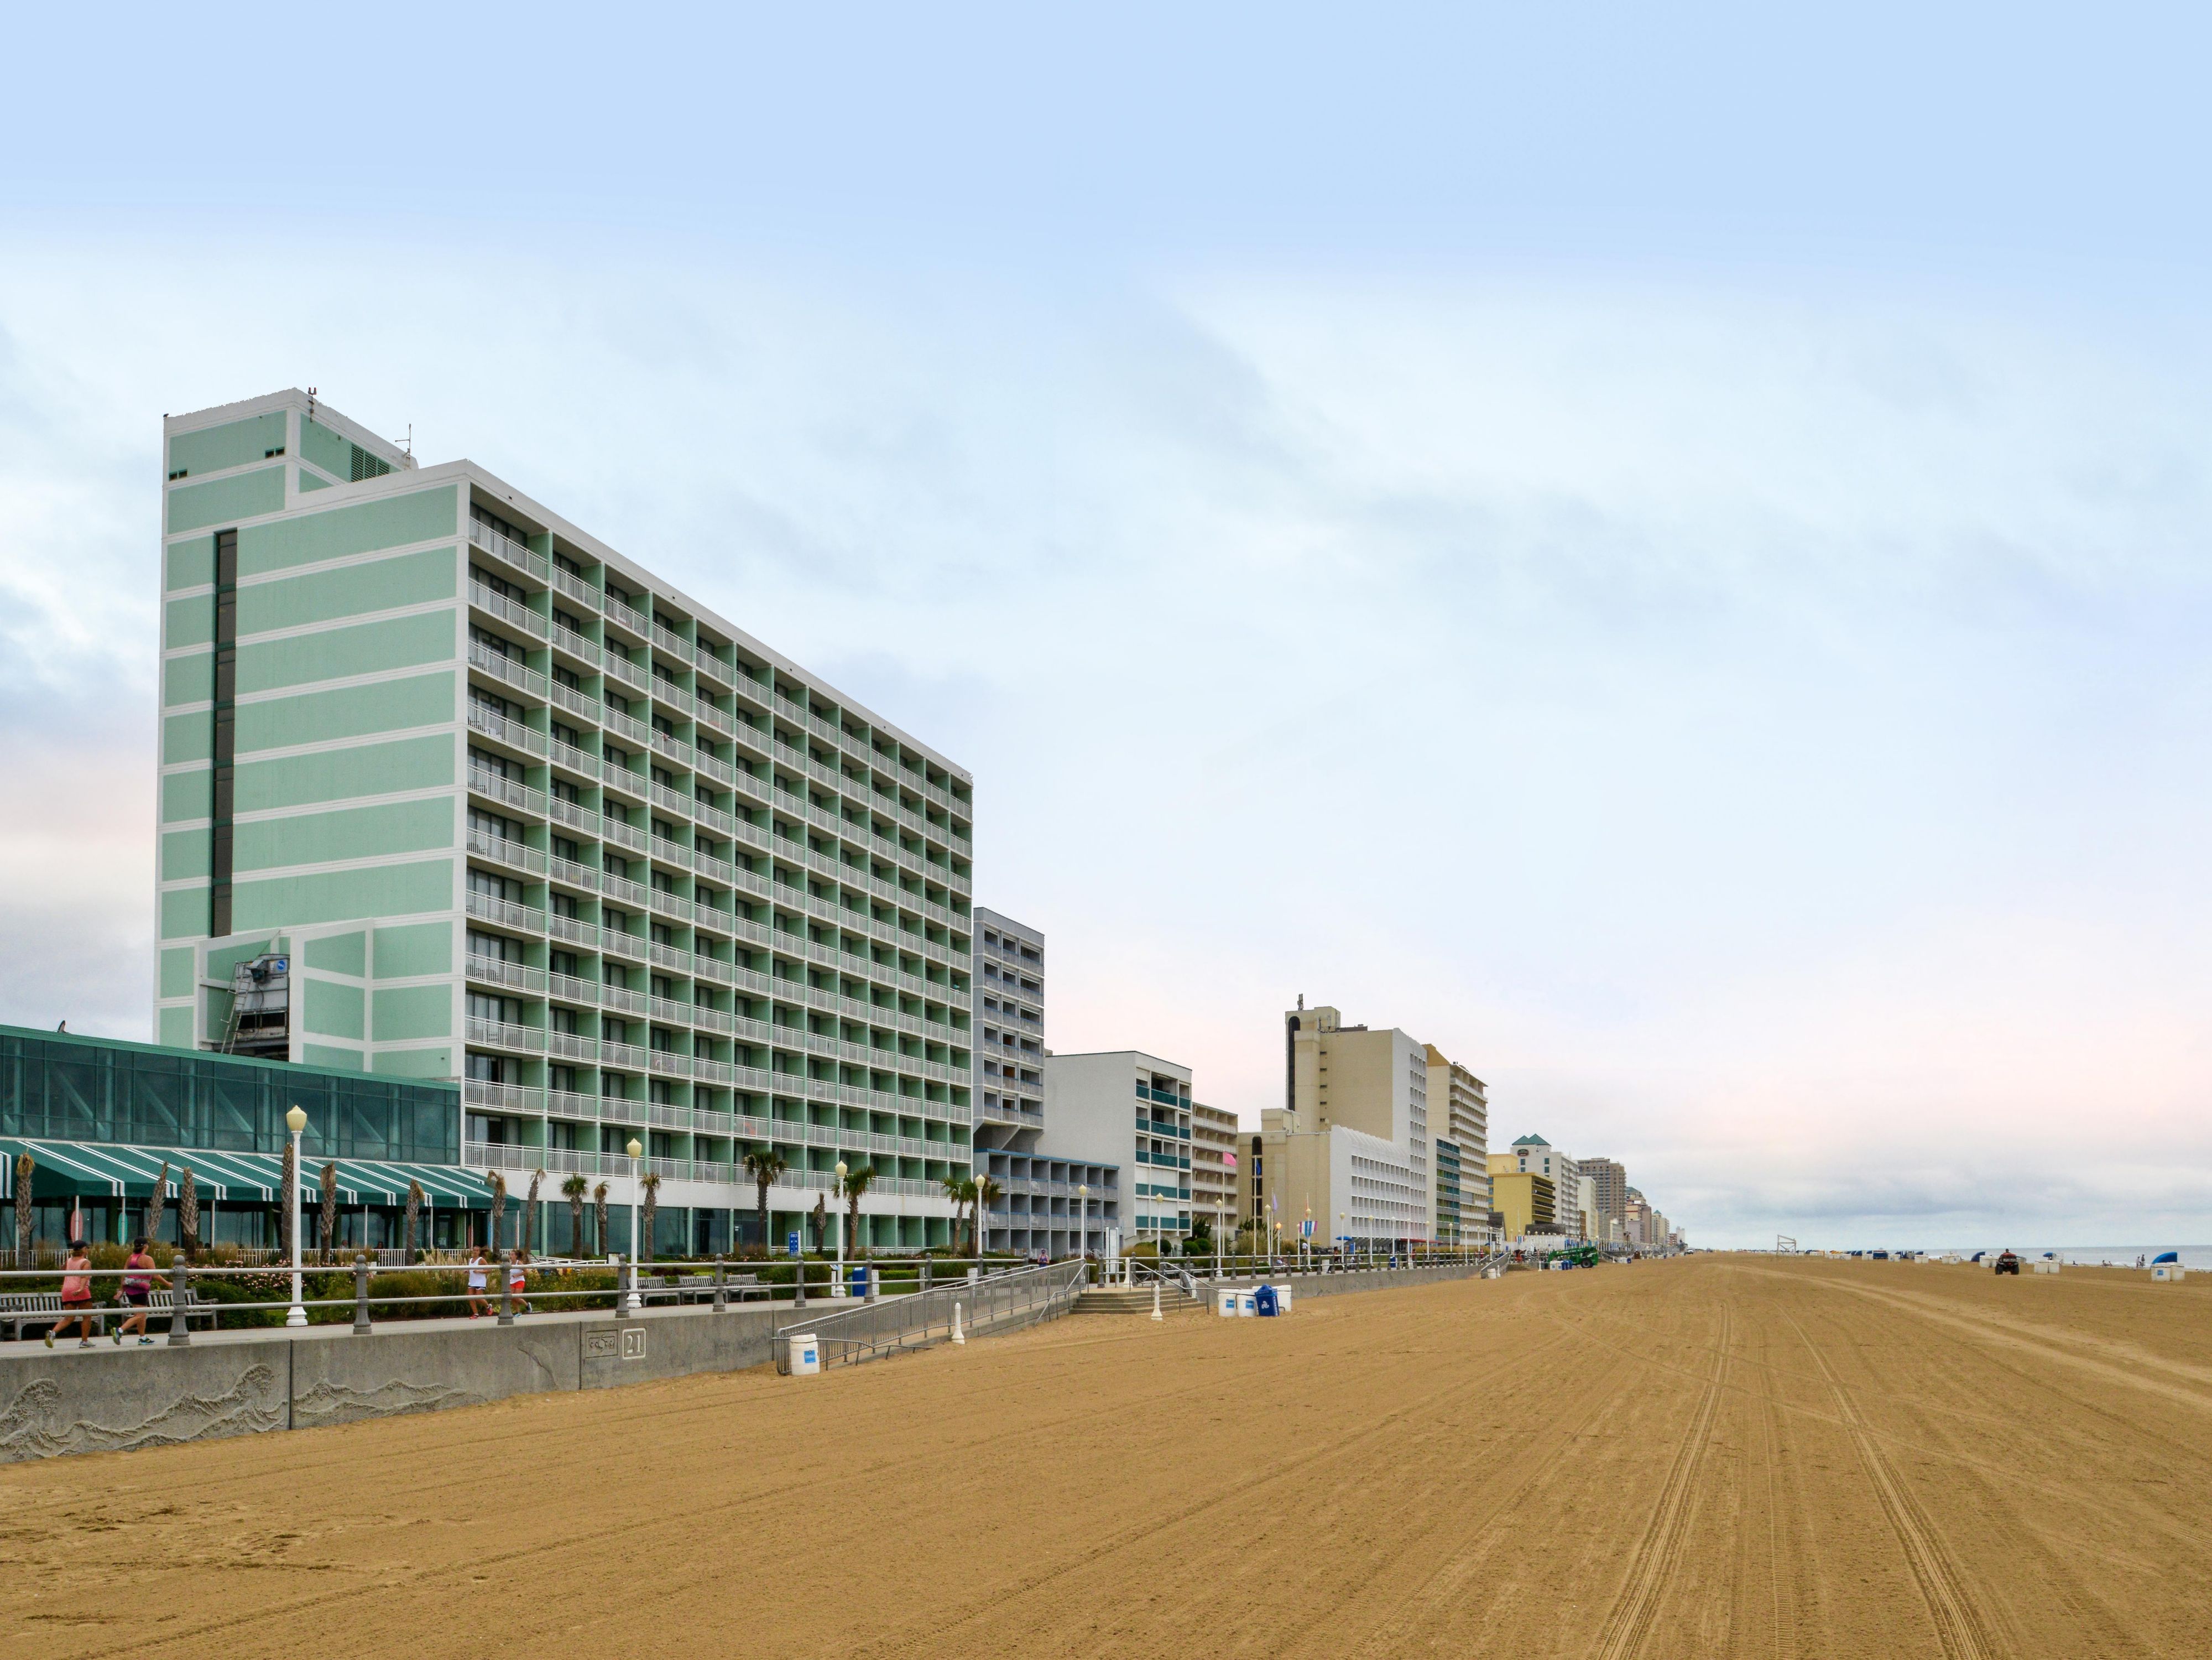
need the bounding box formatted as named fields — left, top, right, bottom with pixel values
left=786, top=1231, right=801, bottom=1258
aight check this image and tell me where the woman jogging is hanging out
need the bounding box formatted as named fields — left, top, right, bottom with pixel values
left=45, top=1247, right=99, bottom=1348
left=112, top=1238, right=167, bottom=1346
left=507, top=1248, right=531, bottom=1314
left=465, top=1246, right=490, bottom=1318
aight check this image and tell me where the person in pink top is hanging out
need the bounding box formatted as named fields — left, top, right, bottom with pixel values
left=112, top=1237, right=168, bottom=1346
left=46, top=1248, right=98, bottom=1349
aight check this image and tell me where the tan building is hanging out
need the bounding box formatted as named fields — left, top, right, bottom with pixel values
left=1190, top=1100, right=1239, bottom=1243
left=1425, top=1045, right=1489, bottom=1242
left=1279, top=1001, right=1432, bottom=1242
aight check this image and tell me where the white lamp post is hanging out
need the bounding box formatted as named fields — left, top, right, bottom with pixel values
left=834, top=1161, right=847, bottom=1290
left=284, top=1106, right=308, bottom=1327
left=625, top=1138, right=644, bottom=1308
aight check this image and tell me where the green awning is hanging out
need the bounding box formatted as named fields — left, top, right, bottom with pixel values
left=0, top=1139, right=494, bottom=1209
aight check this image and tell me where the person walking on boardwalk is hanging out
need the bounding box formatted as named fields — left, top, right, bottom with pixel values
left=507, top=1248, right=531, bottom=1314
left=466, top=1246, right=491, bottom=1318
left=111, top=1237, right=166, bottom=1346
left=46, top=1246, right=98, bottom=1348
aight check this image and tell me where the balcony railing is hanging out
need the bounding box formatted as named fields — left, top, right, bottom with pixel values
left=464, top=1079, right=539, bottom=1112
left=602, top=652, right=649, bottom=693
left=547, top=855, right=601, bottom=893
left=551, top=566, right=601, bottom=611
left=601, top=1040, right=648, bottom=1071
left=651, top=622, right=693, bottom=662
left=465, top=889, right=545, bottom=933
left=469, top=639, right=547, bottom=700
left=546, top=1028, right=596, bottom=1061
left=467, top=828, right=546, bottom=875
left=547, top=912, right=597, bottom=948
left=602, top=815, right=648, bottom=853
left=602, top=930, right=646, bottom=961
left=549, top=738, right=600, bottom=779
left=468, top=581, right=547, bottom=639
left=465, top=954, right=544, bottom=995
left=467, top=1017, right=544, bottom=1052
left=468, top=515, right=550, bottom=583
left=468, top=765, right=544, bottom=818
left=548, top=972, right=601, bottom=1007
left=604, top=596, right=652, bottom=640
left=467, top=702, right=546, bottom=757
left=549, top=795, right=597, bottom=835
left=550, top=621, right=600, bottom=667
left=602, top=983, right=651, bottom=1016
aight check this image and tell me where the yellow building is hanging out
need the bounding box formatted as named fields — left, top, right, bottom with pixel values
left=1489, top=1166, right=1555, bottom=1239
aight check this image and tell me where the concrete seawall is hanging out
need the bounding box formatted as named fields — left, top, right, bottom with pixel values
left=0, top=1261, right=1495, bottom=1463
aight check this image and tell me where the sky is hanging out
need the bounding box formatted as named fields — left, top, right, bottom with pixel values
left=4, top=5, right=2211, bottom=1248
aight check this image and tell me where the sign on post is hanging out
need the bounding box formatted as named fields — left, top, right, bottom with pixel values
left=786, top=1231, right=801, bottom=1258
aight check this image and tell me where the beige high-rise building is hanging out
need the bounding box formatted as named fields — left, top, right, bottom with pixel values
left=1425, top=1045, right=1489, bottom=1242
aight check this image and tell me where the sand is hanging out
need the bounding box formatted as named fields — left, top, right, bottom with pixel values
left=3, top=1255, right=2208, bottom=1658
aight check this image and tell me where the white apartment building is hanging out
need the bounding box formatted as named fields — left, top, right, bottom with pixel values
left=1509, top=1136, right=1585, bottom=1238
left=970, top=910, right=1119, bottom=1257
left=1425, top=1045, right=1490, bottom=1241
left=1044, top=1050, right=1192, bottom=1247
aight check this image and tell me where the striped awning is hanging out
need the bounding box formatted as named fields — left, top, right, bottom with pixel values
left=0, top=1139, right=493, bottom=1208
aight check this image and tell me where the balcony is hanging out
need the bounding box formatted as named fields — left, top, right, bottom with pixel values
left=468, top=580, right=547, bottom=641
left=550, top=621, right=601, bottom=669
left=469, top=640, right=547, bottom=701
left=547, top=971, right=601, bottom=1007
left=468, top=514, right=550, bottom=584
left=549, top=795, right=597, bottom=836
left=652, top=679, right=696, bottom=718
left=601, top=1040, right=648, bottom=1071
left=546, top=1028, right=596, bottom=1061
left=695, top=650, right=733, bottom=689
left=602, top=872, right=649, bottom=907
left=649, top=781, right=695, bottom=820
left=651, top=621, right=693, bottom=663
left=466, top=889, right=545, bottom=933
left=551, top=565, right=601, bottom=612
left=465, top=1079, right=540, bottom=1112
left=649, top=888, right=693, bottom=923
left=548, top=739, right=600, bottom=781
left=467, top=1017, right=544, bottom=1052
left=467, top=828, right=546, bottom=876
left=602, top=765, right=647, bottom=804
left=468, top=764, right=545, bottom=818
left=602, top=929, right=646, bottom=962
left=602, top=815, right=648, bottom=854
left=602, top=983, right=651, bottom=1016
left=465, top=954, right=544, bottom=995
left=647, top=1049, right=690, bottom=1079
left=467, top=702, right=547, bottom=758
left=603, top=705, right=652, bottom=746
left=649, top=940, right=692, bottom=974
left=547, top=912, right=598, bottom=949
left=545, top=1089, right=598, bottom=1120
left=547, top=855, right=601, bottom=893
left=604, top=595, right=652, bottom=641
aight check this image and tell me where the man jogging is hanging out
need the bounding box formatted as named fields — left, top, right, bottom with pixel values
left=45, top=1247, right=99, bottom=1348
left=112, top=1238, right=167, bottom=1346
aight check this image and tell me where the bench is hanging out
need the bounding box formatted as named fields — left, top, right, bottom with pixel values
left=0, top=1293, right=102, bottom=1341
left=642, top=1273, right=766, bottom=1306
left=0, top=1289, right=220, bottom=1341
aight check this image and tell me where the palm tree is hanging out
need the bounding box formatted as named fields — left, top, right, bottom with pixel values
left=179, top=1168, right=200, bottom=1262
left=938, top=1174, right=967, bottom=1254
left=562, top=1174, right=588, bottom=1257
left=840, top=1165, right=877, bottom=1258
left=975, top=1175, right=1002, bottom=1256
left=12, top=1153, right=33, bottom=1264
left=640, top=1172, right=662, bottom=1264
left=742, top=1147, right=787, bottom=1255
left=404, top=1180, right=423, bottom=1262
left=592, top=1182, right=609, bottom=1257
left=278, top=1138, right=296, bottom=1261
left=318, top=1162, right=338, bottom=1264
left=523, top=1167, right=545, bottom=1256
left=487, top=1171, right=508, bottom=1255
left=147, top=1160, right=171, bottom=1245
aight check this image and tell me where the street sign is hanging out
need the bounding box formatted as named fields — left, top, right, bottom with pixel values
left=786, top=1231, right=800, bottom=1258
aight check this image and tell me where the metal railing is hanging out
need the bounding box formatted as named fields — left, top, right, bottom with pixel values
left=776, top=1258, right=1087, bottom=1372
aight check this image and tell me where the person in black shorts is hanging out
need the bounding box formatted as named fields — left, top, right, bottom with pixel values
left=112, top=1237, right=168, bottom=1346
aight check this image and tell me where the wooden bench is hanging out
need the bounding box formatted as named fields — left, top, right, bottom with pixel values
left=643, top=1273, right=766, bottom=1306
left=149, top=1288, right=221, bottom=1331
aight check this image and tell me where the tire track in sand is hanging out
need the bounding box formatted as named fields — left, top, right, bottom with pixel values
left=1782, top=1309, right=1999, bottom=1660
left=1590, top=1300, right=1733, bottom=1660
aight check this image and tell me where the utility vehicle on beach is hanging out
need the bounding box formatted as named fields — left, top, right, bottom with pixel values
left=1994, top=1250, right=2021, bottom=1276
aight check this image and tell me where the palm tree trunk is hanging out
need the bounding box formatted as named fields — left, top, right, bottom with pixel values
left=593, top=1184, right=608, bottom=1257
left=569, top=1195, right=583, bottom=1257
left=319, top=1162, right=339, bottom=1264
left=180, top=1168, right=201, bottom=1261
left=404, top=1181, right=422, bottom=1262
left=278, top=1140, right=296, bottom=1260
left=147, top=1161, right=171, bottom=1245
left=12, top=1153, right=32, bottom=1264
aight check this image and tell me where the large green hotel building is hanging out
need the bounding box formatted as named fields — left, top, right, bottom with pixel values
left=145, top=388, right=977, bottom=1252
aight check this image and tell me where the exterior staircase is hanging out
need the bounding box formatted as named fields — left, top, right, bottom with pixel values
left=1074, top=1283, right=1206, bottom=1315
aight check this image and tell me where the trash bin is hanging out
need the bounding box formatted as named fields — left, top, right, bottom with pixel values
left=1269, top=1283, right=1293, bottom=1314
left=1215, top=1288, right=1241, bottom=1318
left=849, top=1265, right=868, bottom=1299
left=786, top=1331, right=820, bottom=1376
left=1254, top=1285, right=1280, bottom=1317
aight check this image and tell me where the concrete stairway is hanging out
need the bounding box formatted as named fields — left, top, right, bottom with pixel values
left=1074, top=1284, right=1205, bottom=1315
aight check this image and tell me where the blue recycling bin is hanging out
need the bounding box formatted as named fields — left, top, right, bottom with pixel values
left=849, top=1265, right=868, bottom=1299
left=1254, top=1284, right=1280, bottom=1316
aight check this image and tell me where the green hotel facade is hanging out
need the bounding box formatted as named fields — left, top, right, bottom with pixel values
left=152, top=389, right=977, bottom=1253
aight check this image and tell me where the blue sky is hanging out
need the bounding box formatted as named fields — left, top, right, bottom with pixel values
left=4, top=6, right=2211, bottom=1247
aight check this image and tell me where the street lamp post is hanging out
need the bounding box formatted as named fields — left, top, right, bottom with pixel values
left=284, top=1106, right=307, bottom=1327
left=834, top=1160, right=847, bottom=1292
left=625, top=1138, right=643, bottom=1308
